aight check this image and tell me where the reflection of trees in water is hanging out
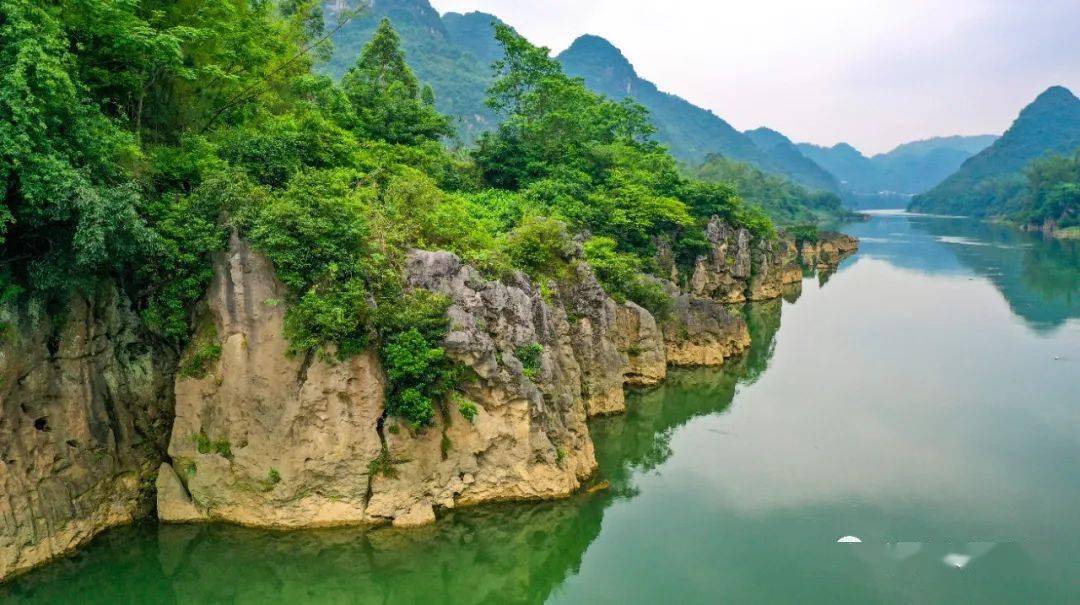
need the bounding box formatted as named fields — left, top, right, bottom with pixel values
left=912, top=219, right=1080, bottom=330
left=1, top=303, right=786, bottom=605
left=2, top=500, right=608, bottom=604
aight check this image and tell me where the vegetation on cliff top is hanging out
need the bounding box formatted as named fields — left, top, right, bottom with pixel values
left=0, top=2, right=778, bottom=426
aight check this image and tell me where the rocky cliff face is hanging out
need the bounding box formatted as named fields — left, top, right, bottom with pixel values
left=5, top=219, right=856, bottom=578
left=663, top=295, right=751, bottom=366
left=0, top=287, right=174, bottom=580
left=157, top=240, right=752, bottom=530
left=684, top=218, right=858, bottom=306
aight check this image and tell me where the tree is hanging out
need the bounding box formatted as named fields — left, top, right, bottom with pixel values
left=340, top=19, right=451, bottom=144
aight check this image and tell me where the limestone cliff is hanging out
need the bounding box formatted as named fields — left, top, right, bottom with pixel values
left=4, top=218, right=853, bottom=577
left=0, top=287, right=174, bottom=580
left=682, top=217, right=859, bottom=306
left=157, top=241, right=750, bottom=529
left=663, top=295, right=751, bottom=366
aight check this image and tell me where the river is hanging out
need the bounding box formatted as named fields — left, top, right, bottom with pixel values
left=3, top=211, right=1078, bottom=603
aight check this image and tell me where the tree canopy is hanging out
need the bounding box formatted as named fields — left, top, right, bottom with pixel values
left=0, top=5, right=779, bottom=427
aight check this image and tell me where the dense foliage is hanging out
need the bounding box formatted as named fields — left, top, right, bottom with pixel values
left=975, top=151, right=1080, bottom=232
left=0, top=3, right=779, bottom=428
left=325, top=0, right=861, bottom=207
left=688, top=155, right=851, bottom=226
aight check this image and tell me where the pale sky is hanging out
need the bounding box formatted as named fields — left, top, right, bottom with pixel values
left=429, top=0, right=1080, bottom=155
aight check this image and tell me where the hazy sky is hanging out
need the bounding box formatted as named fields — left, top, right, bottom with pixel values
left=429, top=0, right=1080, bottom=155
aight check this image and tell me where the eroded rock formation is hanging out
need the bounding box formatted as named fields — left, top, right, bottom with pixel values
left=157, top=238, right=753, bottom=530
left=0, top=287, right=174, bottom=580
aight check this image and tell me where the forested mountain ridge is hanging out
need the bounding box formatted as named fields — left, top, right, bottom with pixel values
left=910, top=86, right=1080, bottom=217
left=556, top=35, right=766, bottom=165
left=557, top=35, right=841, bottom=193
left=743, top=128, right=840, bottom=193
left=688, top=155, right=854, bottom=225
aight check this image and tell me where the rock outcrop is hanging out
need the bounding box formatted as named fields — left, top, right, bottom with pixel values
left=682, top=218, right=859, bottom=307
left=689, top=219, right=754, bottom=303
left=663, top=295, right=751, bottom=366
left=614, top=303, right=667, bottom=387
left=803, top=232, right=860, bottom=269
left=160, top=235, right=384, bottom=528
left=158, top=240, right=752, bottom=530
left=0, top=287, right=174, bottom=580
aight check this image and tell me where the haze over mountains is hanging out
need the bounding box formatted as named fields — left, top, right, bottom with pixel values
left=322, top=0, right=1073, bottom=216
left=799, top=135, right=998, bottom=197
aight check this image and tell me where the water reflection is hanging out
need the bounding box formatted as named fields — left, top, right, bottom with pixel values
left=847, top=212, right=1080, bottom=330
left=0, top=302, right=784, bottom=605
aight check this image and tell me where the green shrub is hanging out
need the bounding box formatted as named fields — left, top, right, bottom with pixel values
left=454, top=394, right=479, bottom=423
left=375, top=291, right=466, bottom=427
left=504, top=216, right=575, bottom=281
left=583, top=237, right=671, bottom=318
left=515, top=343, right=544, bottom=379
left=179, top=316, right=223, bottom=378
left=786, top=223, right=820, bottom=244
left=368, top=448, right=398, bottom=479
left=180, top=342, right=222, bottom=379
left=192, top=432, right=233, bottom=460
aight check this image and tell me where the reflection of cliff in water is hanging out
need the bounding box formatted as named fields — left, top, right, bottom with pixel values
left=0, top=302, right=786, bottom=605
left=847, top=213, right=1079, bottom=331
left=591, top=299, right=783, bottom=496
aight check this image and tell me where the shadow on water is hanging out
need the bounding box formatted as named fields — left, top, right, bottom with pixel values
left=844, top=212, right=1080, bottom=331
left=0, top=302, right=785, bottom=605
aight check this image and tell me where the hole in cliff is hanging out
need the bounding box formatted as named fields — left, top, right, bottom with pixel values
left=34, top=417, right=50, bottom=432
left=46, top=330, right=62, bottom=357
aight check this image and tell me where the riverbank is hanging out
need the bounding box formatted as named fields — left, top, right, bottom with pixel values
left=0, top=222, right=857, bottom=581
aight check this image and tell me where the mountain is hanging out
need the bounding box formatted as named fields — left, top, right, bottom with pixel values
left=798, top=135, right=997, bottom=196
left=442, top=11, right=507, bottom=67
left=911, top=86, right=1080, bottom=216
left=557, top=37, right=766, bottom=165
left=744, top=128, right=839, bottom=193
left=883, top=135, right=998, bottom=159
left=796, top=142, right=880, bottom=193
left=873, top=135, right=998, bottom=194
left=557, top=35, right=838, bottom=193
left=323, top=0, right=497, bottom=142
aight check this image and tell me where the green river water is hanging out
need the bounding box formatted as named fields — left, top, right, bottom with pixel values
left=2, top=211, right=1078, bottom=603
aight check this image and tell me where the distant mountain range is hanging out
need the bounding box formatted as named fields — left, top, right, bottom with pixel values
left=910, top=86, right=1080, bottom=217
left=798, top=135, right=998, bottom=197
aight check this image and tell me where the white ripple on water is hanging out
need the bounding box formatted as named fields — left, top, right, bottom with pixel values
left=936, top=236, right=992, bottom=247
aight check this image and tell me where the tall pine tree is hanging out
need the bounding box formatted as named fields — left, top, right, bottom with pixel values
left=340, top=19, right=451, bottom=144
